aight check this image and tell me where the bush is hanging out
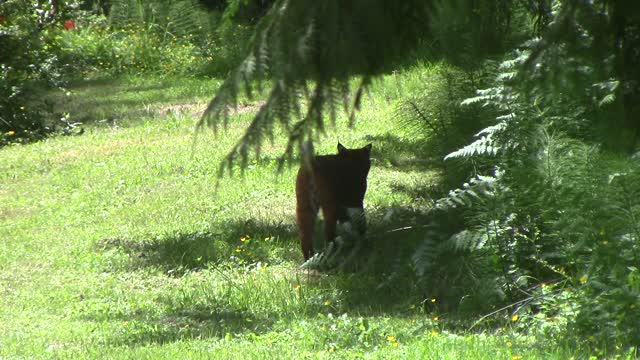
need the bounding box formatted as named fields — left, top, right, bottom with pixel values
left=422, top=37, right=640, bottom=351
left=56, top=20, right=206, bottom=77
left=0, top=0, right=74, bottom=143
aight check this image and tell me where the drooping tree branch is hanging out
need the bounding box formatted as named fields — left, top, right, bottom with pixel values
left=197, top=0, right=430, bottom=174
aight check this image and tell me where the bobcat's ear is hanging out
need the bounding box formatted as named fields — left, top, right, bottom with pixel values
left=363, top=143, right=372, bottom=153
left=337, top=142, right=347, bottom=154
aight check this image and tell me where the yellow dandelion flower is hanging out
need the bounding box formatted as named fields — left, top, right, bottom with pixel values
left=6, top=130, right=15, bottom=136
left=580, top=275, right=588, bottom=284
left=19, top=106, right=26, bottom=110
left=392, top=342, right=399, bottom=347
left=386, top=336, right=395, bottom=342
left=433, top=316, right=439, bottom=321
left=511, top=355, right=523, bottom=360
left=506, top=341, right=513, bottom=347
left=511, top=314, right=519, bottom=322
left=235, top=248, right=242, bottom=253
left=431, top=298, right=437, bottom=303
left=264, top=236, right=271, bottom=241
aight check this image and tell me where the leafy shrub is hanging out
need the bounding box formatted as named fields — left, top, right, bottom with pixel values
left=422, top=31, right=640, bottom=351
left=0, top=0, right=76, bottom=143
left=56, top=20, right=205, bottom=77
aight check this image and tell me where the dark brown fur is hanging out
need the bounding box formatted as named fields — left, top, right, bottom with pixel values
left=295, top=143, right=372, bottom=260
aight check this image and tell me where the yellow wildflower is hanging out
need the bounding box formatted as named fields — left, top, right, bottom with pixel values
left=511, top=314, right=519, bottom=322
left=386, top=336, right=395, bottom=342
left=511, top=356, right=523, bottom=360
left=580, top=275, right=588, bottom=284
left=6, top=130, right=15, bottom=136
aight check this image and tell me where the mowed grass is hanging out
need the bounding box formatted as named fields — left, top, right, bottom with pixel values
left=1, top=70, right=580, bottom=359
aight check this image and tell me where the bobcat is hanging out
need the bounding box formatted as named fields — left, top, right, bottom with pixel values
left=295, top=142, right=372, bottom=260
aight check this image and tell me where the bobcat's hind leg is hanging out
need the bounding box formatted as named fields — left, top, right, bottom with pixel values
left=297, top=207, right=316, bottom=260
left=296, top=169, right=318, bottom=260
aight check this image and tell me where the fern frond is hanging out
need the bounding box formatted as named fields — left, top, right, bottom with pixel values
left=436, top=172, right=499, bottom=210
left=447, top=229, right=489, bottom=252
left=444, top=122, right=506, bottom=160
left=411, top=230, right=441, bottom=278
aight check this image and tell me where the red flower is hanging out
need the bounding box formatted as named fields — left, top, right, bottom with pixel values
left=63, top=20, right=75, bottom=30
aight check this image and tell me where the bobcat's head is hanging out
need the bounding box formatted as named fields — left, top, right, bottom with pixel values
left=337, top=142, right=372, bottom=177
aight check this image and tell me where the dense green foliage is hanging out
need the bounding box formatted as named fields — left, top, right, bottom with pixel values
left=0, top=0, right=250, bottom=144
left=0, top=0, right=75, bottom=143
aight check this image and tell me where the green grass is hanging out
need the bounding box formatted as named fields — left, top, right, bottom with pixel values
left=1, top=67, right=587, bottom=359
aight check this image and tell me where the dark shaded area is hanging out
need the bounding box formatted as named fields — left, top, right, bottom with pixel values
left=95, top=218, right=300, bottom=275
left=86, top=303, right=274, bottom=346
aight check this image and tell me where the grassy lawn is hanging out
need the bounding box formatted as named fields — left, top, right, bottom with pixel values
left=1, top=70, right=583, bottom=359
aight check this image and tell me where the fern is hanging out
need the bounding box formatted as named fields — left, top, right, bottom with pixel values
left=411, top=218, right=504, bottom=313
left=444, top=122, right=507, bottom=159
left=108, top=0, right=211, bottom=40
left=448, top=229, right=489, bottom=252
left=436, top=171, right=500, bottom=209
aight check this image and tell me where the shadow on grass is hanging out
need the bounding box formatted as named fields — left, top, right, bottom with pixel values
left=91, top=305, right=274, bottom=347
left=87, top=135, right=451, bottom=345
left=44, top=77, right=223, bottom=128
left=88, top=207, right=464, bottom=346
left=368, top=133, right=440, bottom=170
left=368, top=129, right=476, bottom=188
left=301, top=206, right=435, bottom=312
left=95, top=218, right=301, bottom=275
